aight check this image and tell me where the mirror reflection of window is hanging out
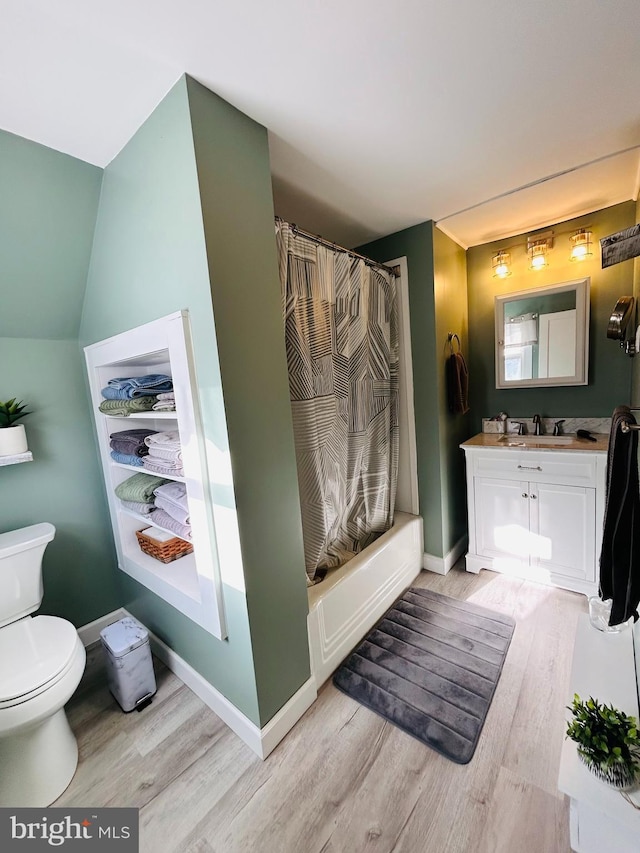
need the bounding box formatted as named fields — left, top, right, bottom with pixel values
left=505, top=346, right=533, bottom=381
left=495, top=279, right=589, bottom=389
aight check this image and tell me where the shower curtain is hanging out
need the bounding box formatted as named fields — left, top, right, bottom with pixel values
left=276, top=220, right=399, bottom=584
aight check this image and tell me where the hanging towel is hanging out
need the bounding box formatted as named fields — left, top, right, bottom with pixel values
left=447, top=350, right=470, bottom=415
left=599, top=406, right=640, bottom=626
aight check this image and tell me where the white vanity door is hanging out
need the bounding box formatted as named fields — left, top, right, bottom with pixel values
left=474, top=477, right=531, bottom=560
left=530, top=482, right=596, bottom=582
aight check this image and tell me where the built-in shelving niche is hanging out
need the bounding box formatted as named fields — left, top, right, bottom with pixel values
left=84, top=311, right=226, bottom=639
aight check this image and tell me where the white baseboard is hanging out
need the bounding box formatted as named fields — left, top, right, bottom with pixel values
left=76, top=608, right=127, bottom=647
left=147, top=624, right=316, bottom=759
left=423, top=535, right=468, bottom=575
left=76, top=609, right=317, bottom=760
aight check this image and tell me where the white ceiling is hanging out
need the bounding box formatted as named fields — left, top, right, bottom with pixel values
left=3, top=0, right=640, bottom=248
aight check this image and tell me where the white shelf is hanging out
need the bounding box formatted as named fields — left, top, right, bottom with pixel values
left=85, top=311, right=226, bottom=639
left=101, top=410, right=177, bottom=420
left=111, top=461, right=185, bottom=483
left=0, top=451, right=33, bottom=466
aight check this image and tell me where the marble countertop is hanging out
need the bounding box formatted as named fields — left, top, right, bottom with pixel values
left=461, top=432, right=609, bottom=453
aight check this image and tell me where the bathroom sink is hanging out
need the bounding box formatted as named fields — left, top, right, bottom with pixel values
left=498, top=435, right=574, bottom=446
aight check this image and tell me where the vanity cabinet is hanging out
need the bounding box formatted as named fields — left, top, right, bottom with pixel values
left=463, top=440, right=606, bottom=595
left=84, top=311, right=229, bottom=639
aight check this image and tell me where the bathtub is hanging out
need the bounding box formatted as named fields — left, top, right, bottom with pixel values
left=307, top=511, right=423, bottom=688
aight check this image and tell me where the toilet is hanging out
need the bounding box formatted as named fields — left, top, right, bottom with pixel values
left=0, top=523, right=86, bottom=807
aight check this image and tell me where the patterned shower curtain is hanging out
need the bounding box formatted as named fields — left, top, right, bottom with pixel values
left=276, top=219, right=399, bottom=584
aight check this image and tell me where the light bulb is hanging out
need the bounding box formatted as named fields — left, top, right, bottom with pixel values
left=492, top=250, right=511, bottom=278
left=570, top=229, right=593, bottom=262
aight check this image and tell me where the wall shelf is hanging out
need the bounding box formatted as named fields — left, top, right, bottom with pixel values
left=0, top=451, right=33, bottom=467
left=84, top=311, right=226, bottom=639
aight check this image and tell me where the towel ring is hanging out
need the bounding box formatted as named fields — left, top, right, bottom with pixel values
left=447, top=333, right=461, bottom=354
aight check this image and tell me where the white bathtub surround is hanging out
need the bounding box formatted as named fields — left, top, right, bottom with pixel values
left=423, top=534, right=468, bottom=575
left=307, top=512, right=423, bottom=689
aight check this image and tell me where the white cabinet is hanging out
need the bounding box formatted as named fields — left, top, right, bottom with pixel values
left=85, top=312, right=230, bottom=639
left=463, top=443, right=606, bottom=595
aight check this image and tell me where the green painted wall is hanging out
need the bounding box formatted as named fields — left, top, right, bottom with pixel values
left=0, top=130, right=102, bottom=340
left=80, top=75, right=309, bottom=727
left=357, top=223, right=445, bottom=556
left=186, top=78, right=309, bottom=725
left=467, top=202, right=635, bottom=427
left=0, top=338, right=121, bottom=625
left=433, top=226, right=472, bottom=553
left=0, top=131, right=118, bottom=628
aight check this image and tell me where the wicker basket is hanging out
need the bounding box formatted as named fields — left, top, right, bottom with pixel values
left=136, top=527, right=193, bottom=563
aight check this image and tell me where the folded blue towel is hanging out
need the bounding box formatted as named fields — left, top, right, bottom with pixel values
left=107, top=374, right=173, bottom=397
left=102, top=386, right=160, bottom=400
left=110, top=450, right=145, bottom=467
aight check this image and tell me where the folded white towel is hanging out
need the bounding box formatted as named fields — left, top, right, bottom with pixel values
left=152, top=508, right=192, bottom=542
left=154, top=481, right=188, bottom=509
left=145, top=430, right=181, bottom=451
left=142, top=458, right=184, bottom=477
left=155, top=494, right=190, bottom=526
left=147, top=444, right=183, bottom=463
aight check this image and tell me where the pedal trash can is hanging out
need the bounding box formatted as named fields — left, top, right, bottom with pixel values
left=100, top=616, right=157, bottom=712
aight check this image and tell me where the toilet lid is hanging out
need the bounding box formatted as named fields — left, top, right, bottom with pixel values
left=0, top=616, right=79, bottom=702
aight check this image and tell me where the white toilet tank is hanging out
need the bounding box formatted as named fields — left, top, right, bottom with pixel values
left=0, top=523, right=55, bottom=629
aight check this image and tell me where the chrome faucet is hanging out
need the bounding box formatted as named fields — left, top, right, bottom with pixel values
left=532, top=414, right=542, bottom=436
left=553, top=419, right=566, bottom=436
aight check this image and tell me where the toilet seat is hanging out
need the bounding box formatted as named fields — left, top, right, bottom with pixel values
left=0, top=616, right=80, bottom=709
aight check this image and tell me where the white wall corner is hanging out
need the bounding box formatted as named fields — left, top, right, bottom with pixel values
left=76, top=608, right=317, bottom=760
left=423, top=535, right=468, bottom=575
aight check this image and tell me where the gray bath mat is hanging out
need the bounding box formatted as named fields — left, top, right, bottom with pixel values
left=333, top=587, right=515, bottom=764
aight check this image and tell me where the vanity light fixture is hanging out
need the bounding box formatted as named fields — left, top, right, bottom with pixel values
left=527, top=231, right=553, bottom=270
left=492, top=250, right=512, bottom=278
left=570, top=228, right=593, bottom=262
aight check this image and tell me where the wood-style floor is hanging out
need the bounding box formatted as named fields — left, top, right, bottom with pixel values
left=55, top=563, right=584, bottom=852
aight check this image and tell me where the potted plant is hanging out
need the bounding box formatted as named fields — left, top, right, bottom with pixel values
left=566, top=694, right=640, bottom=789
left=0, top=398, right=31, bottom=457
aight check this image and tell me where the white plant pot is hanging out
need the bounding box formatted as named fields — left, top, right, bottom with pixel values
left=0, top=425, right=28, bottom=456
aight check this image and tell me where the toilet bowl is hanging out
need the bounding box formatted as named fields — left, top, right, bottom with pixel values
left=0, top=523, right=86, bottom=806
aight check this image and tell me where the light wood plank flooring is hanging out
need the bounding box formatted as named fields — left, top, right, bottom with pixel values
left=55, top=564, right=584, bottom=852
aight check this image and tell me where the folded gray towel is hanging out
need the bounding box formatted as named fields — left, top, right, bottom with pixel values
left=120, top=499, right=157, bottom=516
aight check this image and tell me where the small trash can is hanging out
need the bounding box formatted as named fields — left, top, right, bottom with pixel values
left=100, top=616, right=157, bottom=712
